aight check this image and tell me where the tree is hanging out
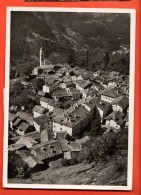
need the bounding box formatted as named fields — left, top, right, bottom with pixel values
left=9, top=80, right=23, bottom=96
left=78, top=132, right=120, bottom=165
left=32, top=78, right=45, bottom=92
left=78, top=136, right=107, bottom=164
left=8, top=151, right=30, bottom=178
left=103, top=51, right=110, bottom=71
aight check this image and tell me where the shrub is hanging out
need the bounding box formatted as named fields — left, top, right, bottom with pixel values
left=77, top=137, right=107, bottom=164
left=62, top=159, right=70, bottom=167
left=114, top=157, right=127, bottom=173
left=62, top=158, right=78, bottom=166
left=8, top=152, right=30, bottom=179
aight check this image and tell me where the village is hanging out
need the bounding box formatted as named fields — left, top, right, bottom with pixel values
left=8, top=47, right=129, bottom=177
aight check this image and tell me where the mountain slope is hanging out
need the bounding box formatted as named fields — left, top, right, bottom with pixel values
left=10, top=12, right=130, bottom=74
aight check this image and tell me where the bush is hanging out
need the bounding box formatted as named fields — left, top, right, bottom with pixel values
left=62, top=159, right=70, bottom=167
left=78, top=137, right=107, bottom=164
left=62, top=158, right=78, bottom=167
left=77, top=133, right=121, bottom=165
left=8, top=152, right=30, bottom=179
left=114, top=157, right=127, bottom=173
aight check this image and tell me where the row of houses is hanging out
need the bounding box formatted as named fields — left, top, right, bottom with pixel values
left=9, top=53, right=129, bottom=172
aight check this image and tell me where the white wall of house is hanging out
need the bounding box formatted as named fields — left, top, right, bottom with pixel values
left=60, top=83, right=67, bottom=89
left=77, top=75, right=83, bottom=80
left=97, top=107, right=104, bottom=122
left=43, top=85, right=50, bottom=93
left=16, top=129, right=25, bottom=136
left=71, top=76, right=77, bottom=81
left=33, top=111, right=42, bottom=118
left=53, top=121, right=72, bottom=136
left=82, top=104, right=91, bottom=112
left=76, top=85, right=83, bottom=91
left=101, top=95, right=115, bottom=103
left=112, top=104, right=123, bottom=112
left=105, top=119, right=120, bottom=129
left=40, top=101, right=54, bottom=112
left=34, top=68, right=38, bottom=75
left=34, top=121, right=41, bottom=132
left=108, top=81, right=118, bottom=88
left=82, top=91, right=87, bottom=98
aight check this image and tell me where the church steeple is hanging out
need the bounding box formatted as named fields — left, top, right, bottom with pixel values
left=39, top=47, right=45, bottom=67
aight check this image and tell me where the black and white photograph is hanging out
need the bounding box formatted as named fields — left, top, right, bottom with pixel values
left=3, top=7, right=135, bottom=190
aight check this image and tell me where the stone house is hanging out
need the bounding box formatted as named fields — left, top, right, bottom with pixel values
left=30, top=140, right=63, bottom=164
left=100, top=88, right=119, bottom=103
left=105, top=111, right=125, bottom=130
left=111, top=96, right=129, bottom=113
left=33, top=105, right=48, bottom=118
left=53, top=105, right=91, bottom=137
left=40, top=97, right=56, bottom=112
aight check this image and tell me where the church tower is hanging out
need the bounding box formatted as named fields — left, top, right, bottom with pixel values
left=39, top=47, right=45, bottom=67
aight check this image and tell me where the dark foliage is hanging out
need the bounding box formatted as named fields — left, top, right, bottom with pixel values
left=32, top=78, right=45, bottom=92
left=8, top=151, right=30, bottom=179
left=10, top=12, right=130, bottom=77
left=78, top=131, right=128, bottom=164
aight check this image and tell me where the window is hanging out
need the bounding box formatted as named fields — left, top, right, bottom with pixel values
left=49, top=145, right=54, bottom=149
left=51, top=150, right=56, bottom=154
left=42, top=147, right=47, bottom=152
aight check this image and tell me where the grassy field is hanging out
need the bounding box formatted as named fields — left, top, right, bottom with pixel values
left=9, top=157, right=127, bottom=186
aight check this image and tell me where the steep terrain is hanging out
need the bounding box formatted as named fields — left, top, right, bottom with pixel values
left=10, top=12, right=130, bottom=74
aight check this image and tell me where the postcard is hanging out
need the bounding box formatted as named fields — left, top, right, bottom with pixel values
left=3, top=7, right=135, bottom=190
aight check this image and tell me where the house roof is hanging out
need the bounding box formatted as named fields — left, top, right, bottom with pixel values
left=111, top=96, right=129, bottom=110
left=9, top=113, right=17, bottom=122
left=31, top=140, right=63, bottom=161
left=52, top=89, right=72, bottom=98
left=33, top=105, right=48, bottom=114
left=16, top=111, right=34, bottom=126
left=34, top=114, right=51, bottom=125
left=16, top=150, right=31, bottom=161
left=38, top=90, right=46, bottom=97
left=84, top=97, right=100, bottom=109
left=51, top=108, right=64, bottom=118
left=8, top=144, right=26, bottom=151
left=59, top=141, right=71, bottom=152
left=53, top=105, right=90, bottom=128
left=40, top=97, right=56, bottom=107
left=63, top=75, right=72, bottom=82
left=74, top=80, right=92, bottom=89
left=115, top=118, right=125, bottom=126
left=41, top=65, right=54, bottom=69
left=85, top=97, right=110, bottom=112
left=10, top=131, right=41, bottom=142
left=97, top=101, right=110, bottom=112
left=18, top=122, right=30, bottom=132
left=13, top=118, right=22, bottom=127
left=55, top=131, right=67, bottom=141
left=34, top=66, right=42, bottom=70
left=105, top=111, right=125, bottom=120
left=16, top=136, right=38, bottom=148
left=24, top=131, right=41, bottom=140
left=16, top=150, right=44, bottom=167
left=100, top=88, right=119, bottom=98
left=82, top=88, right=97, bottom=96
left=70, top=88, right=81, bottom=95
left=69, top=142, right=81, bottom=152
